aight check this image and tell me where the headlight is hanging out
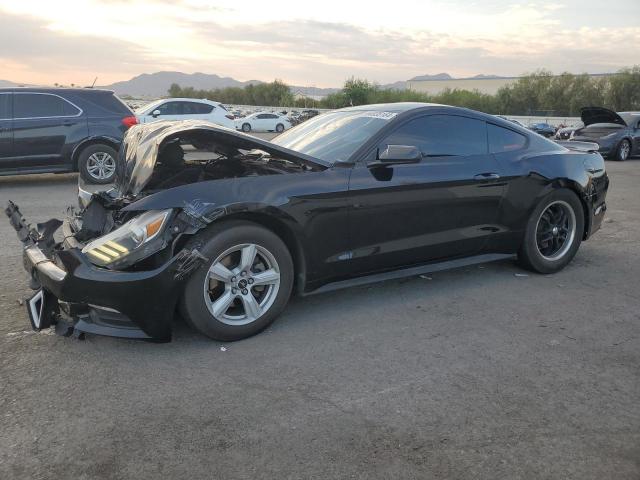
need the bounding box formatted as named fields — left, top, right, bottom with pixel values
left=82, top=209, right=172, bottom=267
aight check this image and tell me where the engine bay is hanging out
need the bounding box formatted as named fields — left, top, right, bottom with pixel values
left=143, top=139, right=310, bottom=192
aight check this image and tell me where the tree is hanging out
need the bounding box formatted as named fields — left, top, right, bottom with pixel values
left=166, top=66, right=640, bottom=115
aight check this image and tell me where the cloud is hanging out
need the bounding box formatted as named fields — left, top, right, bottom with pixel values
left=183, top=16, right=640, bottom=84
left=0, top=12, right=158, bottom=83
left=0, top=1, right=639, bottom=87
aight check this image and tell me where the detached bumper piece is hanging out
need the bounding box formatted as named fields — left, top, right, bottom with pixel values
left=5, top=201, right=206, bottom=342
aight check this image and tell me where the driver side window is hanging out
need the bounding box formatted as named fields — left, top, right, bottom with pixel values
left=381, top=114, right=488, bottom=158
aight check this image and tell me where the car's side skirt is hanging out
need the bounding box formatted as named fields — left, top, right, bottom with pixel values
left=306, top=253, right=516, bottom=296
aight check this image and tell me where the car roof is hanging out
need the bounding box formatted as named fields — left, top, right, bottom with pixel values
left=0, top=87, right=115, bottom=95
left=161, top=98, right=221, bottom=104
left=340, top=102, right=442, bottom=113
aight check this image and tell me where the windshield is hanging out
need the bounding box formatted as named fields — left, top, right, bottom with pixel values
left=272, top=110, right=396, bottom=163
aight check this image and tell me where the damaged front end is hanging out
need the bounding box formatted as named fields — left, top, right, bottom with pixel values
left=6, top=120, right=325, bottom=341
left=6, top=199, right=208, bottom=342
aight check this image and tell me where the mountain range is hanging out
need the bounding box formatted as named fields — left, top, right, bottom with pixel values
left=0, top=71, right=505, bottom=98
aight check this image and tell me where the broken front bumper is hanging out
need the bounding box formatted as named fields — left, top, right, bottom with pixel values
left=5, top=201, right=204, bottom=342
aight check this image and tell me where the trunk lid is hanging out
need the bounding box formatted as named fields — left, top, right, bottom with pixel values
left=580, top=107, right=627, bottom=127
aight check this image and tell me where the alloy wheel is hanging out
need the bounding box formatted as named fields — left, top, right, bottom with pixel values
left=203, top=243, right=281, bottom=325
left=86, top=152, right=116, bottom=180
left=535, top=200, right=576, bottom=261
left=619, top=141, right=630, bottom=161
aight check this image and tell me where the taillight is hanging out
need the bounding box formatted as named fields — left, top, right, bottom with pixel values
left=225, top=114, right=235, bottom=120
left=122, top=116, right=138, bottom=128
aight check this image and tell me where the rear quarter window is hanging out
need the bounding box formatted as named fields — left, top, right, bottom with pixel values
left=488, top=123, right=527, bottom=153
left=77, top=91, right=133, bottom=116
left=182, top=102, right=213, bottom=114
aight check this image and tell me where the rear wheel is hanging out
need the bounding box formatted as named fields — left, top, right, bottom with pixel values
left=615, top=139, right=631, bottom=161
left=180, top=221, right=293, bottom=341
left=518, top=189, right=584, bottom=274
left=78, top=144, right=118, bottom=184
left=242, top=123, right=251, bottom=133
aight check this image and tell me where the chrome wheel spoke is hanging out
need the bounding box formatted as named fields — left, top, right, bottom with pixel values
left=209, top=262, right=234, bottom=282
left=211, top=290, right=235, bottom=318
left=240, top=244, right=257, bottom=271
left=252, top=268, right=280, bottom=286
left=241, top=294, right=261, bottom=320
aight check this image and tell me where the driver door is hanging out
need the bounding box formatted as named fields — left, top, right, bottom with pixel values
left=347, top=114, right=506, bottom=275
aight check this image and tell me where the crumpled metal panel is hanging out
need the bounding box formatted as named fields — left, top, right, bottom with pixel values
left=114, top=120, right=328, bottom=197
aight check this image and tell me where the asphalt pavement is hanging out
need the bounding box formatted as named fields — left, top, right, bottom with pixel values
left=1, top=157, right=639, bottom=479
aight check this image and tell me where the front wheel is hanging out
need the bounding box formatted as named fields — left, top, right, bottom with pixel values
left=180, top=221, right=294, bottom=341
left=242, top=123, right=251, bottom=133
left=517, top=189, right=584, bottom=274
left=275, top=123, right=285, bottom=133
left=615, top=139, right=631, bottom=161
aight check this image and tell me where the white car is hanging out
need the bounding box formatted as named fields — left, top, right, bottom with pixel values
left=135, top=98, right=234, bottom=128
left=235, top=112, right=292, bottom=133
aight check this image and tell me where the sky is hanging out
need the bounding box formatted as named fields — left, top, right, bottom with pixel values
left=0, top=0, right=639, bottom=87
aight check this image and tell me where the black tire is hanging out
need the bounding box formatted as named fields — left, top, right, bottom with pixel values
left=614, top=139, right=631, bottom=161
left=180, top=220, right=294, bottom=341
left=517, top=189, right=585, bottom=274
left=275, top=123, right=284, bottom=133
left=242, top=123, right=251, bottom=133
left=77, top=144, right=118, bottom=184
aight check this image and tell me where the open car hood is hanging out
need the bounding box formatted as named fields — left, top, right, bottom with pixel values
left=115, top=120, right=329, bottom=196
left=580, top=107, right=627, bottom=127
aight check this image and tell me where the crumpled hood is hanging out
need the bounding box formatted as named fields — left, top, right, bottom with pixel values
left=115, top=120, right=329, bottom=196
left=580, top=107, right=627, bottom=127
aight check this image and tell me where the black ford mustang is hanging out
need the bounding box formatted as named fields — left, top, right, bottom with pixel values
left=6, top=103, right=609, bottom=342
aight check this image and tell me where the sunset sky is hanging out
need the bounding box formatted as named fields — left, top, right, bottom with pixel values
left=1, top=0, right=639, bottom=87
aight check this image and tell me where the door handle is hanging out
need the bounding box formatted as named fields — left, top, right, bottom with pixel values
left=474, top=173, right=501, bottom=180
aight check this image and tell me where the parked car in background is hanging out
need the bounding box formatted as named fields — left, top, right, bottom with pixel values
left=570, top=107, right=640, bottom=161
left=528, top=122, right=556, bottom=137
left=555, top=123, right=584, bottom=140
left=235, top=112, right=291, bottom=133
left=0, top=88, right=137, bottom=184
left=301, top=109, right=319, bottom=118
left=135, top=98, right=234, bottom=129
left=495, top=115, right=526, bottom=128
left=6, top=104, right=609, bottom=342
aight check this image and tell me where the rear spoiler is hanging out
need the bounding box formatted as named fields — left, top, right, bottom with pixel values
left=554, top=140, right=600, bottom=153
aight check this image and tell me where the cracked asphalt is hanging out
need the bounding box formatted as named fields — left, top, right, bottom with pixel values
left=1, top=157, right=639, bottom=479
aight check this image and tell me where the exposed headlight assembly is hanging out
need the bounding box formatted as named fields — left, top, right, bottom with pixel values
left=82, top=209, right=172, bottom=268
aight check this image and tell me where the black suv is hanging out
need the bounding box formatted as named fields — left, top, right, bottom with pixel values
left=0, top=88, right=137, bottom=183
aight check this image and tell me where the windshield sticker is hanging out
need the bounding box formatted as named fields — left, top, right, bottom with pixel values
left=361, top=111, right=397, bottom=120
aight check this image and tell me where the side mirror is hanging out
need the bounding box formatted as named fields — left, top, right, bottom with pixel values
left=369, top=145, right=422, bottom=168
left=152, top=109, right=161, bottom=118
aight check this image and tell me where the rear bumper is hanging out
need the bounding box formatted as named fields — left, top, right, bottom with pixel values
left=5, top=201, right=204, bottom=342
